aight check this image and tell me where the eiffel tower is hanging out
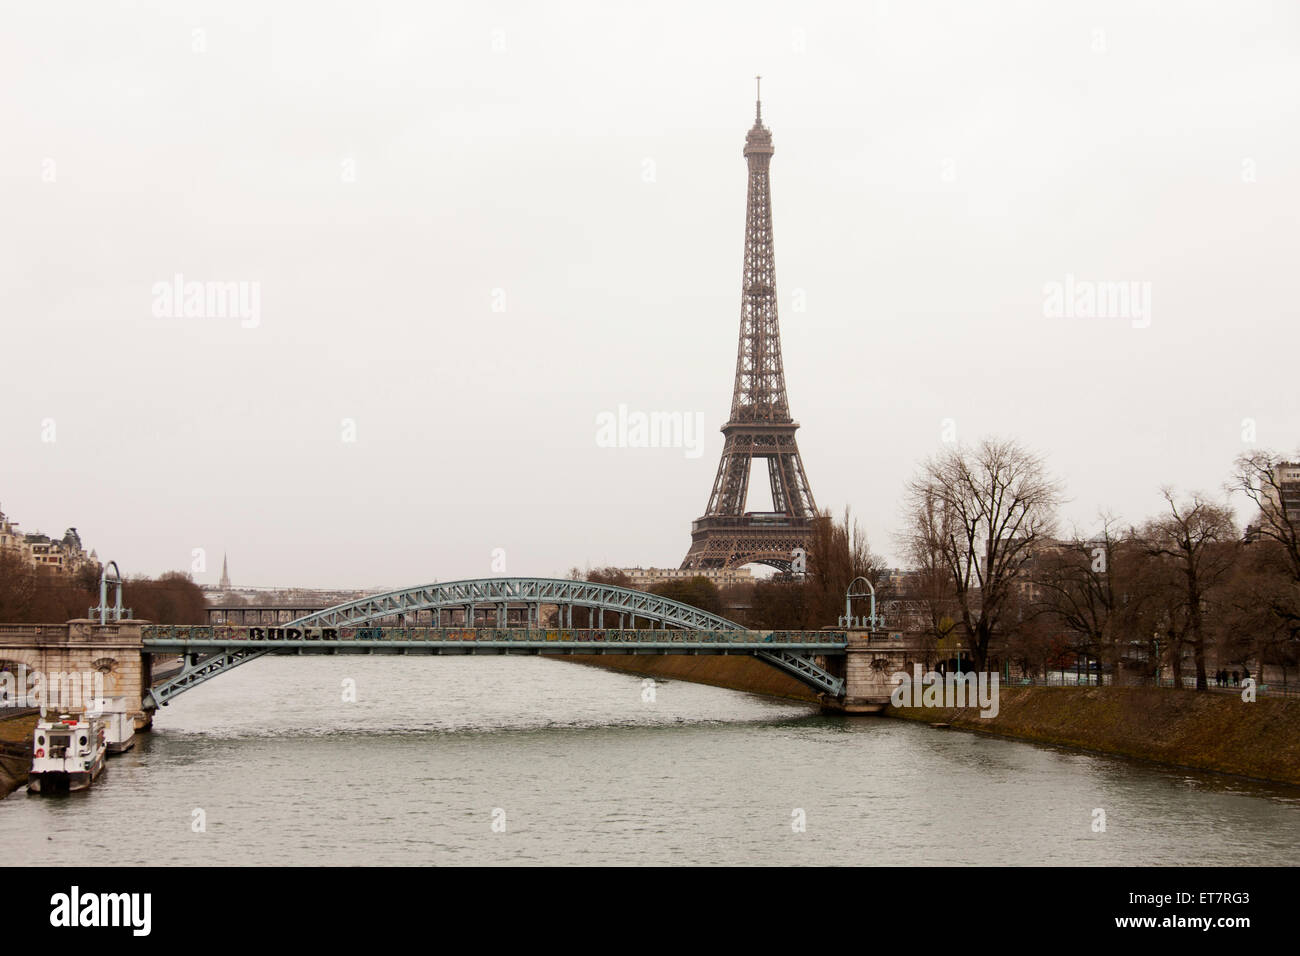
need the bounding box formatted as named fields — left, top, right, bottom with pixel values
left=681, top=80, right=820, bottom=572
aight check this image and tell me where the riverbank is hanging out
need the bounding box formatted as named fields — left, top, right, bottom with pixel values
left=889, top=685, right=1300, bottom=787
left=0, top=712, right=37, bottom=800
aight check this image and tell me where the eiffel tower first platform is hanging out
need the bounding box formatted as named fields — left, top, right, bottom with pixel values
left=681, top=81, right=821, bottom=573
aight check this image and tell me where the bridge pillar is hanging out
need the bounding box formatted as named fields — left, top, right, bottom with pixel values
left=827, top=627, right=918, bottom=714
left=0, top=620, right=153, bottom=729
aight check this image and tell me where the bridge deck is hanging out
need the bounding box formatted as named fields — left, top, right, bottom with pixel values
left=143, top=626, right=848, bottom=655
left=144, top=624, right=852, bottom=655
left=142, top=626, right=851, bottom=706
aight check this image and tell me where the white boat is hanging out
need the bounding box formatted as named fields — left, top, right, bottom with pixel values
left=28, top=714, right=106, bottom=794
left=89, top=697, right=135, bottom=754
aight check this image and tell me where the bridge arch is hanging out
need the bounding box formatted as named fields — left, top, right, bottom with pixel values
left=284, top=577, right=742, bottom=631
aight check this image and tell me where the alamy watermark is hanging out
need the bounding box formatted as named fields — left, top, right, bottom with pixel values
left=889, top=665, right=1000, bottom=718
left=49, top=886, right=150, bottom=936
left=595, top=405, right=705, bottom=458
left=152, top=273, right=261, bottom=328
left=1043, top=274, right=1151, bottom=329
left=0, top=667, right=106, bottom=713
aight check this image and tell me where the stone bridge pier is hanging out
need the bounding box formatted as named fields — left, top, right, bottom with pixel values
left=0, top=621, right=153, bottom=729
left=825, top=627, right=925, bottom=714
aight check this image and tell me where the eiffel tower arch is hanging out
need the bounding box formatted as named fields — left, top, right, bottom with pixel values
left=682, top=82, right=822, bottom=573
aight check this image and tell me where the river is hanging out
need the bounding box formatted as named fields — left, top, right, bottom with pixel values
left=2, top=657, right=1297, bottom=866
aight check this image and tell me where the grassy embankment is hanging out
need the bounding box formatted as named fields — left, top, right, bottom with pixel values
left=890, top=685, right=1300, bottom=786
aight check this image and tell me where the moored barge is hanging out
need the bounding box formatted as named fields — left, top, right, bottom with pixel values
left=28, top=714, right=106, bottom=794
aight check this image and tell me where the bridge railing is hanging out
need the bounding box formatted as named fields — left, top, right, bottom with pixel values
left=142, top=625, right=848, bottom=646
left=0, top=625, right=70, bottom=638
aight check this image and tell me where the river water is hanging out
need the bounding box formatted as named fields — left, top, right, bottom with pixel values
left=2, top=657, right=1297, bottom=866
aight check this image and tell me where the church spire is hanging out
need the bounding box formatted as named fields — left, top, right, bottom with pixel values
left=219, top=553, right=231, bottom=590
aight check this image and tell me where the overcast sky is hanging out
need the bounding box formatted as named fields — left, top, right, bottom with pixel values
left=2, top=1, right=1297, bottom=589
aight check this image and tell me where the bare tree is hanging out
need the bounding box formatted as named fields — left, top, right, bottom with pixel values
left=1033, top=514, right=1129, bottom=681
left=1218, top=540, right=1300, bottom=686
left=894, top=497, right=960, bottom=651
left=1230, top=450, right=1300, bottom=580
left=806, top=506, right=885, bottom=626
left=901, top=437, right=1064, bottom=669
left=0, top=550, right=37, bottom=622
left=1138, top=489, right=1238, bottom=690
left=582, top=567, right=632, bottom=587
left=1111, top=535, right=1183, bottom=686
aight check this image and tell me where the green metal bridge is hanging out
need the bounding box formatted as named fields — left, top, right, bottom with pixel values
left=143, top=577, right=849, bottom=708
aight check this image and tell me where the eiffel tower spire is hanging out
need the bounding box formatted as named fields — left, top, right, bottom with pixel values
left=681, top=85, right=820, bottom=572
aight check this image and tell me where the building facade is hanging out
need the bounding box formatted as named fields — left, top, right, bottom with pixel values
left=621, top=566, right=755, bottom=590
left=1266, top=461, right=1300, bottom=525
left=0, top=504, right=97, bottom=575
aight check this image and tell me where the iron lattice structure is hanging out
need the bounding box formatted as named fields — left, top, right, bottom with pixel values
left=142, top=577, right=847, bottom=706
left=682, top=85, right=820, bottom=572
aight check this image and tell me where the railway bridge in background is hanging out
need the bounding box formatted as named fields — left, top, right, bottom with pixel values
left=2, top=577, right=912, bottom=725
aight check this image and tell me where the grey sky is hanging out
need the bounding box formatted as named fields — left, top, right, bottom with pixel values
left=2, top=1, right=1297, bottom=588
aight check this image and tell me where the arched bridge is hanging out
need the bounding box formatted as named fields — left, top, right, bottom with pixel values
left=143, top=577, right=848, bottom=708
